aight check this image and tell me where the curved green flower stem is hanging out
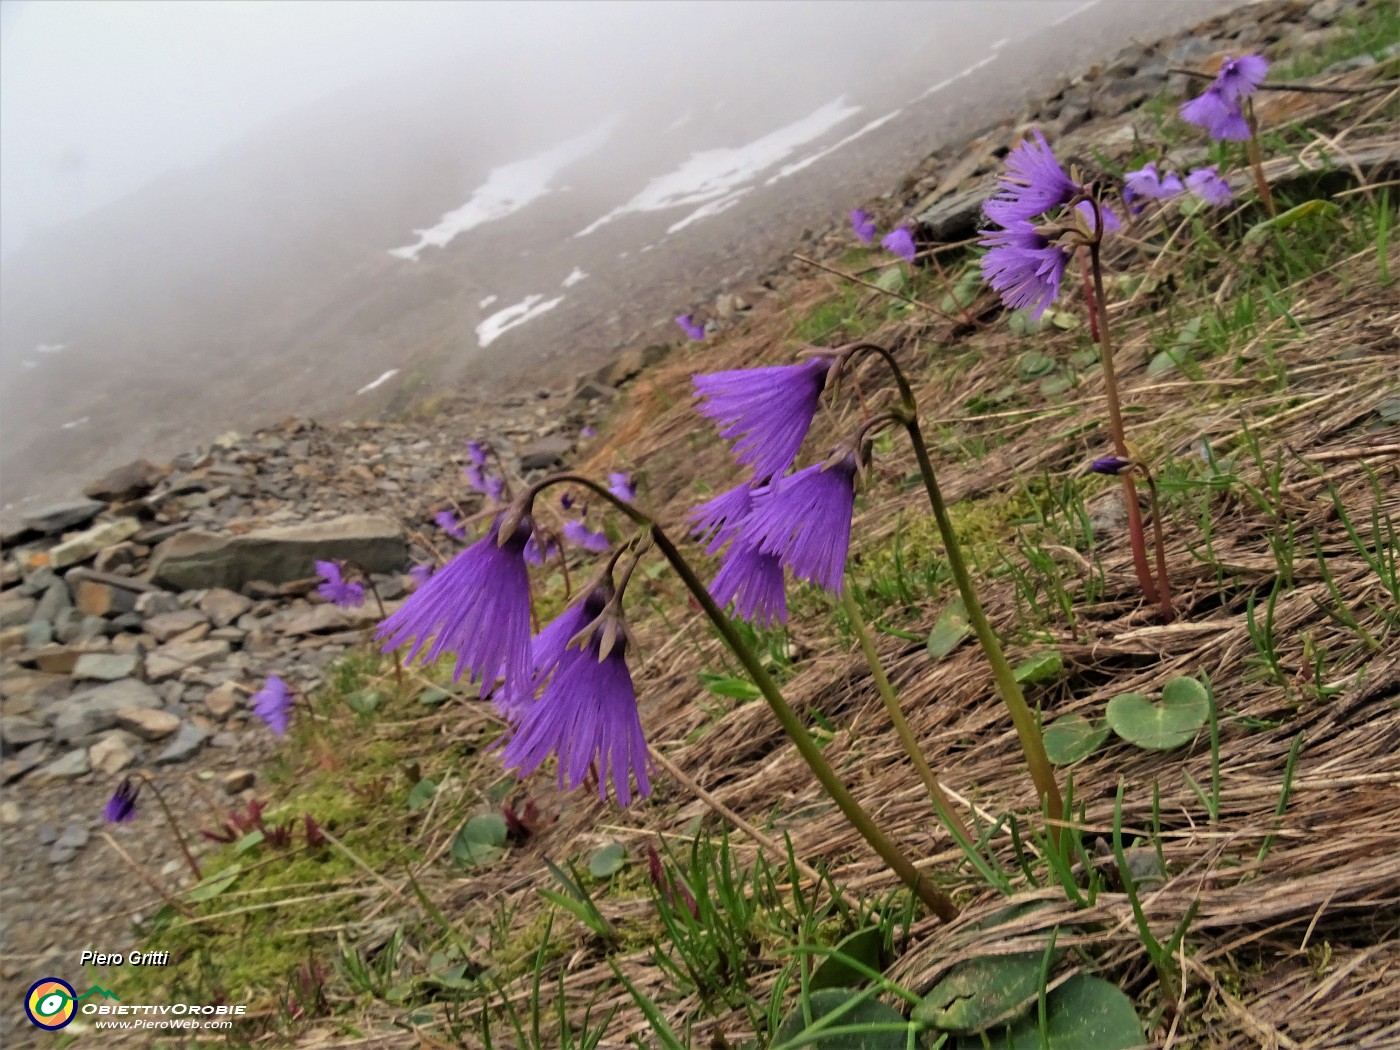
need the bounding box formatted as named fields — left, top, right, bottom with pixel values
left=1087, top=241, right=1173, bottom=621
left=834, top=344, right=1065, bottom=831
left=838, top=587, right=974, bottom=846
left=1243, top=99, right=1277, bottom=218
left=136, top=771, right=202, bottom=880
left=523, top=474, right=959, bottom=920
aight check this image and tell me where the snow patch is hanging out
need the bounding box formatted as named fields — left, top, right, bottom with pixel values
left=561, top=267, right=588, bottom=288
left=476, top=294, right=565, bottom=348
left=356, top=369, right=400, bottom=395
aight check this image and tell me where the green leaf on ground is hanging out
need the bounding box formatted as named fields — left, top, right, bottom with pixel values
left=985, top=974, right=1144, bottom=1049
left=1106, top=676, right=1209, bottom=750
left=187, top=864, right=242, bottom=902
left=344, top=689, right=382, bottom=715
left=418, top=687, right=450, bottom=707
left=587, top=842, right=628, bottom=879
left=927, top=597, right=971, bottom=660
left=1015, top=350, right=1057, bottom=380
left=809, top=927, right=886, bottom=991
left=699, top=672, right=761, bottom=701
left=875, top=266, right=910, bottom=293
left=1043, top=714, right=1110, bottom=765
left=452, top=813, right=507, bottom=868
left=1040, top=374, right=1073, bottom=397
left=773, top=989, right=909, bottom=1048
left=1243, top=198, right=1342, bottom=245
left=1013, top=651, right=1063, bottom=685
left=913, top=953, right=1045, bottom=1034
left=407, top=778, right=437, bottom=811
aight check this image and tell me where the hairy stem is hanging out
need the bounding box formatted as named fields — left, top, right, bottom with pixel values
left=1243, top=99, right=1277, bottom=218
left=1141, top=471, right=1175, bottom=621
left=839, top=587, right=974, bottom=845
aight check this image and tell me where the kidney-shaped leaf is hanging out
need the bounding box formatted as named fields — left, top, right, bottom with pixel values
left=808, top=927, right=886, bottom=991
left=927, top=598, right=971, bottom=660
left=1106, top=676, right=1208, bottom=750
left=986, top=974, right=1144, bottom=1050
left=913, top=953, right=1045, bottom=1035
left=1043, top=714, right=1110, bottom=765
left=773, top=989, right=909, bottom=1049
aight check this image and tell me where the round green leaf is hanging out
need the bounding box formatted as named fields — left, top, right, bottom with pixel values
left=1043, top=714, right=1110, bottom=765
left=452, top=812, right=507, bottom=868
left=1015, top=350, right=1056, bottom=380
left=773, top=989, right=909, bottom=1049
left=1013, top=651, right=1063, bottom=685
left=809, top=927, right=886, bottom=991
left=586, top=842, right=628, bottom=879
left=926, top=598, right=971, bottom=660
left=1106, top=676, right=1208, bottom=750
left=912, top=953, right=1044, bottom=1034
left=344, top=689, right=382, bottom=715
left=987, top=974, right=1143, bottom=1049
left=1039, top=374, right=1072, bottom=397
left=418, top=687, right=450, bottom=707
left=407, top=778, right=437, bottom=811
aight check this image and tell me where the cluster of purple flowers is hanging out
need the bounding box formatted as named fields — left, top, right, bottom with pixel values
left=1124, top=162, right=1233, bottom=210
left=1179, top=54, right=1268, bottom=141
left=849, top=209, right=918, bottom=264
left=465, top=440, right=507, bottom=504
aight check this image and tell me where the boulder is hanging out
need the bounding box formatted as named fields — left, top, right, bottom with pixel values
left=89, top=732, right=138, bottom=774
left=915, top=184, right=992, bottom=243
left=83, top=459, right=162, bottom=503
left=155, top=723, right=208, bottom=764
left=32, top=749, right=90, bottom=782
left=22, top=500, right=106, bottom=536
left=149, top=514, right=405, bottom=590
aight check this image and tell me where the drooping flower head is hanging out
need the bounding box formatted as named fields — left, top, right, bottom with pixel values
left=693, top=357, right=832, bottom=481
left=252, top=675, right=294, bottom=736
left=608, top=472, right=636, bottom=503
left=409, top=564, right=434, bottom=588
left=315, top=560, right=365, bottom=609
left=1179, top=86, right=1249, bottom=141
left=1186, top=165, right=1233, bottom=207
left=435, top=511, right=466, bottom=539
left=563, top=518, right=610, bottom=553
left=1123, top=163, right=1185, bottom=208
left=523, top=530, right=560, bottom=565
left=740, top=454, right=858, bottom=594
left=676, top=314, right=706, bottom=340
left=103, top=777, right=140, bottom=823
left=1089, top=455, right=1134, bottom=476
left=377, top=516, right=534, bottom=699
left=687, top=482, right=757, bottom=555
left=710, top=542, right=788, bottom=627
left=501, top=589, right=651, bottom=806
left=983, top=128, right=1081, bottom=226
left=1215, top=54, right=1269, bottom=103
left=484, top=475, right=506, bottom=504
left=466, top=441, right=489, bottom=467
left=980, top=221, right=1070, bottom=321
left=849, top=209, right=877, bottom=244
left=881, top=226, right=917, bottom=264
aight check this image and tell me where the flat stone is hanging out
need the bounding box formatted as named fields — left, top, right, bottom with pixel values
left=33, top=748, right=90, bottom=781
left=115, top=707, right=181, bottom=740
left=154, top=722, right=208, bottom=764
left=55, top=822, right=90, bottom=850
left=144, top=639, right=230, bottom=681
left=52, top=678, right=162, bottom=744
left=72, top=652, right=141, bottom=682
left=143, top=609, right=209, bottom=643
left=23, top=619, right=54, bottom=649
left=135, top=591, right=182, bottom=617
left=84, top=459, right=162, bottom=503
left=0, top=715, right=49, bottom=747
left=33, top=581, right=72, bottom=623
left=0, top=592, right=36, bottom=628
left=149, top=514, right=406, bottom=591
left=22, top=499, right=106, bottom=536
left=31, top=645, right=84, bottom=675
left=50, top=519, right=142, bottom=570
left=279, top=603, right=375, bottom=636
left=517, top=434, right=573, bottom=471
left=74, top=578, right=139, bottom=617
left=0, top=625, right=26, bottom=650
left=915, top=183, right=992, bottom=242
left=198, top=588, right=252, bottom=627
left=203, top=682, right=242, bottom=718
left=88, top=731, right=138, bottom=774
left=223, top=769, right=255, bottom=794
left=2, top=743, right=48, bottom=784
left=1, top=669, right=71, bottom=709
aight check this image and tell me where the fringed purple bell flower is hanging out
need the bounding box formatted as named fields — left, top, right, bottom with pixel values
left=1179, top=85, right=1249, bottom=141
left=710, top=542, right=788, bottom=627
left=315, top=561, right=365, bottom=609
left=1123, top=163, right=1184, bottom=208
left=1186, top=166, right=1234, bottom=207
left=1090, top=456, right=1134, bottom=476
left=983, top=128, right=1080, bottom=226
left=687, top=482, right=757, bottom=555
left=676, top=314, right=706, bottom=340
left=693, top=358, right=832, bottom=481
left=466, top=441, right=489, bottom=467
left=608, top=472, right=636, bottom=503
left=409, top=564, right=434, bottom=588
left=980, top=221, right=1070, bottom=321
left=523, top=530, right=560, bottom=565
left=377, top=516, right=534, bottom=699
left=849, top=209, right=877, bottom=244
left=103, top=777, right=140, bottom=823
left=740, top=454, right=858, bottom=595
left=563, top=519, right=610, bottom=553
left=501, top=589, right=651, bottom=806
left=1215, top=54, right=1269, bottom=102
left=881, top=226, right=917, bottom=264
left=435, top=511, right=466, bottom=539
left=252, top=675, right=294, bottom=736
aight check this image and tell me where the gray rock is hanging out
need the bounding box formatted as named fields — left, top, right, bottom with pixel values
left=2, top=743, right=48, bottom=783
left=22, top=499, right=106, bottom=536
left=154, top=723, right=208, bottom=764
left=915, top=184, right=992, bottom=243
left=55, top=822, right=89, bottom=850
left=73, top=652, right=141, bottom=682
left=89, top=731, right=138, bottom=774
left=517, top=434, right=573, bottom=471
left=1, top=670, right=71, bottom=711
left=198, top=588, right=252, bottom=627
left=203, top=683, right=242, bottom=719
left=145, top=639, right=231, bottom=681
left=0, top=592, right=36, bottom=628
left=83, top=459, right=162, bottom=502
left=115, top=707, right=181, bottom=740
left=51, top=678, right=162, bottom=744
left=144, top=609, right=208, bottom=643
left=1, top=715, right=49, bottom=747
left=223, top=769, right=255, bottom=793
left=279, top=603, right=375, bottom=636
left=50, top=519, right=142, bottom=570
left=135, top=591, right=182, bottom=618
left=149, top=514, right=406, bottom=590
left=23, top=619, right=54, bottom=649
left=33, top=748, right=90, bottom=781
left=38, top=824, right=58, bottom=845
left=33, top=581, right=72, bottom=623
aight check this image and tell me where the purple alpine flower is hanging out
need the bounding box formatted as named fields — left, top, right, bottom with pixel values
left=1215, top=54, right=1269, bottom=103
left=563, top=518, right=610, bottom=553
left=1179, top=86, right=1249, bottom=141
left=501, top=593, right=650, bottom=806
left=523, top=530, right=560, bottom=565
left=693, top=357, right=831, bottom=481
left=529, top=587, right=606, bottom=675
left=676, top=314, right=706, bottom=340
left=103, top=777, right=140, bottom=823
left=315, top=560, right=365, bottom=609
left=881, top=226, right=917, bottom=264
left=409, top=564, right=434, bottom=588
left=580, top=425, right=597, bottom=439
left=710, top=542, right=788, bottom=627
left=687, top=482, right=757, bottom=554
left=435, top=511, right=466, bottom=540
left=560, top=492, right=576, bottom=511
left=485, top=475, right=506, bottom=504
left=466, top=440, right=488, bottom=467
left=1073, top=199, right=1122, bottom=236
left=983, top=128, right=1081, bottom=226
left=376, top=517, right=534, bottom=698
left=608, top=472, right=636, bottom=503
left=465, top=464, right=489, bottom=492
left=1089, top=455, right=1134, bottom=476
left=252, top=675, right=294, bottom=736
left=740, top=455, right=857, bottom=594
left=1186, top=165, right=1234, bottom=207
left=1123, top=163, right=1185, bottom=207
left=979, top=220, right=1070, bottom=321
left=850, top=209, right=877, bottom=244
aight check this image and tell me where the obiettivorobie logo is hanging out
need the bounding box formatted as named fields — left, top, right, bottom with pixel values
left=24, top=978, right=120, bottom=1030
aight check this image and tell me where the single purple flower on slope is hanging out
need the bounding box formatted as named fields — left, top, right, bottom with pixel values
left=501, top=597, right=650, bottom=806
left=315, top=560, right=365, bottom=609
left=881, top=226, right=917, bottom=264
left=377, top=517, right=534, bottom=698
left=849, top=209, right=877, bottom=244
left=1186, top=166, right=1233, bottom=207
left=252, top=675, right=294, bottom=736
left=676, top=314, right=706, bottom=340
left=435, top=510, right=466, bottom=540
left=740, top=455, right=858, bottom=594
left=687, top=482, right=756, bottom=555
left=409, top=564, right=434, bottom=588
left=1090, top=455, right=1134, bottom=476
left=1179, top=86, right=1249, bottom=141
left=1123, top=163, right=1184, bottom=206
left=983, top=128, right=1080, bottom=226
left=979, top=221, right=1070, bottom=321
left=710, top=542, right=788, bottom=627
left=1215, top=54, right=1269, bottom=103
left=608, top=472, right=636, bottom=502
left=103, top=777, right=139, bottom=823
left=693, top=357, right=831, bottom=481
left=563, top=519, right=610, bottom=553
left=466, top=441, right=488, bottom=467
